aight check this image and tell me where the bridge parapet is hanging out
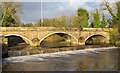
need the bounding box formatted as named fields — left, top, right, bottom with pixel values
left=0, top=27, right=79, bottom=32
left=0, top=27, right=113, bottom=32
left=83, top=28, right=113, bottom=32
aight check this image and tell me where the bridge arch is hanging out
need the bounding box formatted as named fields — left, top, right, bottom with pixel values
left=85, top=34, right=109, bottom=45
left=3, top=34, right=32, bottom=46
left=39, top=32, right=78, bottom=45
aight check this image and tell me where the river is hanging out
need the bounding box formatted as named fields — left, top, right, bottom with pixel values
left=2, top=47, right=119, bottom=71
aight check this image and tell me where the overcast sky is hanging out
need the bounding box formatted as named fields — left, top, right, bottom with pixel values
left=18, top=0, right=118, bottom=24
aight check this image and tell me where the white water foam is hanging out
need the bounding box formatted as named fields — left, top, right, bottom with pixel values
left=3, top=47, right=118, bottom=63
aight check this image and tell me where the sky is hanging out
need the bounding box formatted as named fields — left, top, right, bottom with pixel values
left=20, top=1, right=101, bottom=24
left=3, top=0, right=117, bottom=24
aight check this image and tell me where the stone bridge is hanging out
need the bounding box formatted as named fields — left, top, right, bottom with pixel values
left=0, top=27, right=112, bottom=46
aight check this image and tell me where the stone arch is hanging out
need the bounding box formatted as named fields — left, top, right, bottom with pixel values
left=39, top=32, right=78, bottom=44
left=85, top=34, right=109, bottom=45
left=3, top=34, right=32, bottom=45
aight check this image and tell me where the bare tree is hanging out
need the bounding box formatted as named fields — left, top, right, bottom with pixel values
left=0, top=2, right=22, bottom=27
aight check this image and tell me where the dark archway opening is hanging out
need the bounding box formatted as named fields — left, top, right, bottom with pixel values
left=40, top=33, right=76, bottom=48
left=4, top=35, right=26, bottom=47
left=2, top=35, right=28, bottom=57
left=85, top=35, right=107, bottom=45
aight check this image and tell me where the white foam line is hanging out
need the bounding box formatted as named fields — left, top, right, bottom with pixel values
left=4, top=47, right=118, bottom=63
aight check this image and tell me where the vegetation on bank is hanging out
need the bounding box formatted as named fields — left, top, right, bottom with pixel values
left=103, top=1, right=120, bottom=46
left=0, top=1, right=120, bottom=46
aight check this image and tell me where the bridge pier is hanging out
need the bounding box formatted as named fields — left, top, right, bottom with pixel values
left=2, top=38, right=8, bottom=45
left=78, top=42, right=85, bottom=45
left=31, top=42, right=40, bottom=47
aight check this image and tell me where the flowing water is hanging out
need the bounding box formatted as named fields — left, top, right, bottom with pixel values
left=2, top=47, right=119, bottom=71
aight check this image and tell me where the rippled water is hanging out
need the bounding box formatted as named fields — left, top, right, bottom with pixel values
left=2, top=47, right=119, bottom=71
